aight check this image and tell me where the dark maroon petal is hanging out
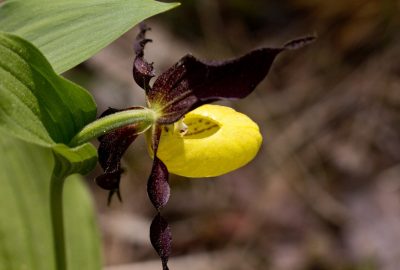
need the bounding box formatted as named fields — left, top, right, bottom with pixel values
left=97, top=125, right=138, bottom=179
left=150, top=213, right=172, bottom=270
left=148, top=36, right=315, bottom=124
left=133, top=23, right=155, bottom=92
left=147, top=156, right=170, bottom=210
left=147, top=125, right=170, bottom=209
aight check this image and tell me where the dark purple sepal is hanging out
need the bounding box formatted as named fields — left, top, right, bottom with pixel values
left=95, top=170, right=123, bottom=205
left=97, top=126, right=138, bottom=181
left=148, top=36, right=315, bottom=124
left=133, top=23, right=155, bottom=92
left=95, top=169, right=123, bottom=190
left=96, top=107, right=142, bottom=203
left=150, top=213, right=172, bottom=270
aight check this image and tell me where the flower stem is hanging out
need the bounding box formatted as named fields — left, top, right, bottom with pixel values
left=69, top=107, right=157, bottom=147
left=50, top=173, right=67, bottom=270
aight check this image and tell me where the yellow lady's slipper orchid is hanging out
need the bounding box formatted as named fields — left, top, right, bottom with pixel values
left=94, top=24, right=313, bottom=270
left=155, top=104, right=262, bottom=178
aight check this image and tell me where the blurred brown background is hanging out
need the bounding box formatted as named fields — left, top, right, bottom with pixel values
left=65, top=0, right=400, bottom=269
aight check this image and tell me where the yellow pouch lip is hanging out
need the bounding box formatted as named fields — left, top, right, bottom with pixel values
left=150, top=104, right=262, bottom=178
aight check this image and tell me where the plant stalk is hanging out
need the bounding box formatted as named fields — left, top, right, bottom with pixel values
left=50, top=173, right=67, bottom=270
left=69, top=107, right=157, bottom=147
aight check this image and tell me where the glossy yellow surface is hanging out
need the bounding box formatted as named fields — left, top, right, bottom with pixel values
left=153, top=104, right=262, bottom=177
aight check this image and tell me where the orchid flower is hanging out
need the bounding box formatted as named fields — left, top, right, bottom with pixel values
left=95, top=23, right=314, bottom=270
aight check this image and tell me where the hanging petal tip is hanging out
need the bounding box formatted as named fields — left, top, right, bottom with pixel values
left=150, top=213, right=172, bottom=270
left=95, top=171, right=123, bottom=205
left=107, top=189, right=122, bottom=206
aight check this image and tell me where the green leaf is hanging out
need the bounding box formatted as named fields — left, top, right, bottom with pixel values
left=0, top=0, right=180, bottom=74
left=0, top=31, right=97, bottom=147
left=0, top=32, right=98, bottom=174
left=0, top=133, right=102, bottom=270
